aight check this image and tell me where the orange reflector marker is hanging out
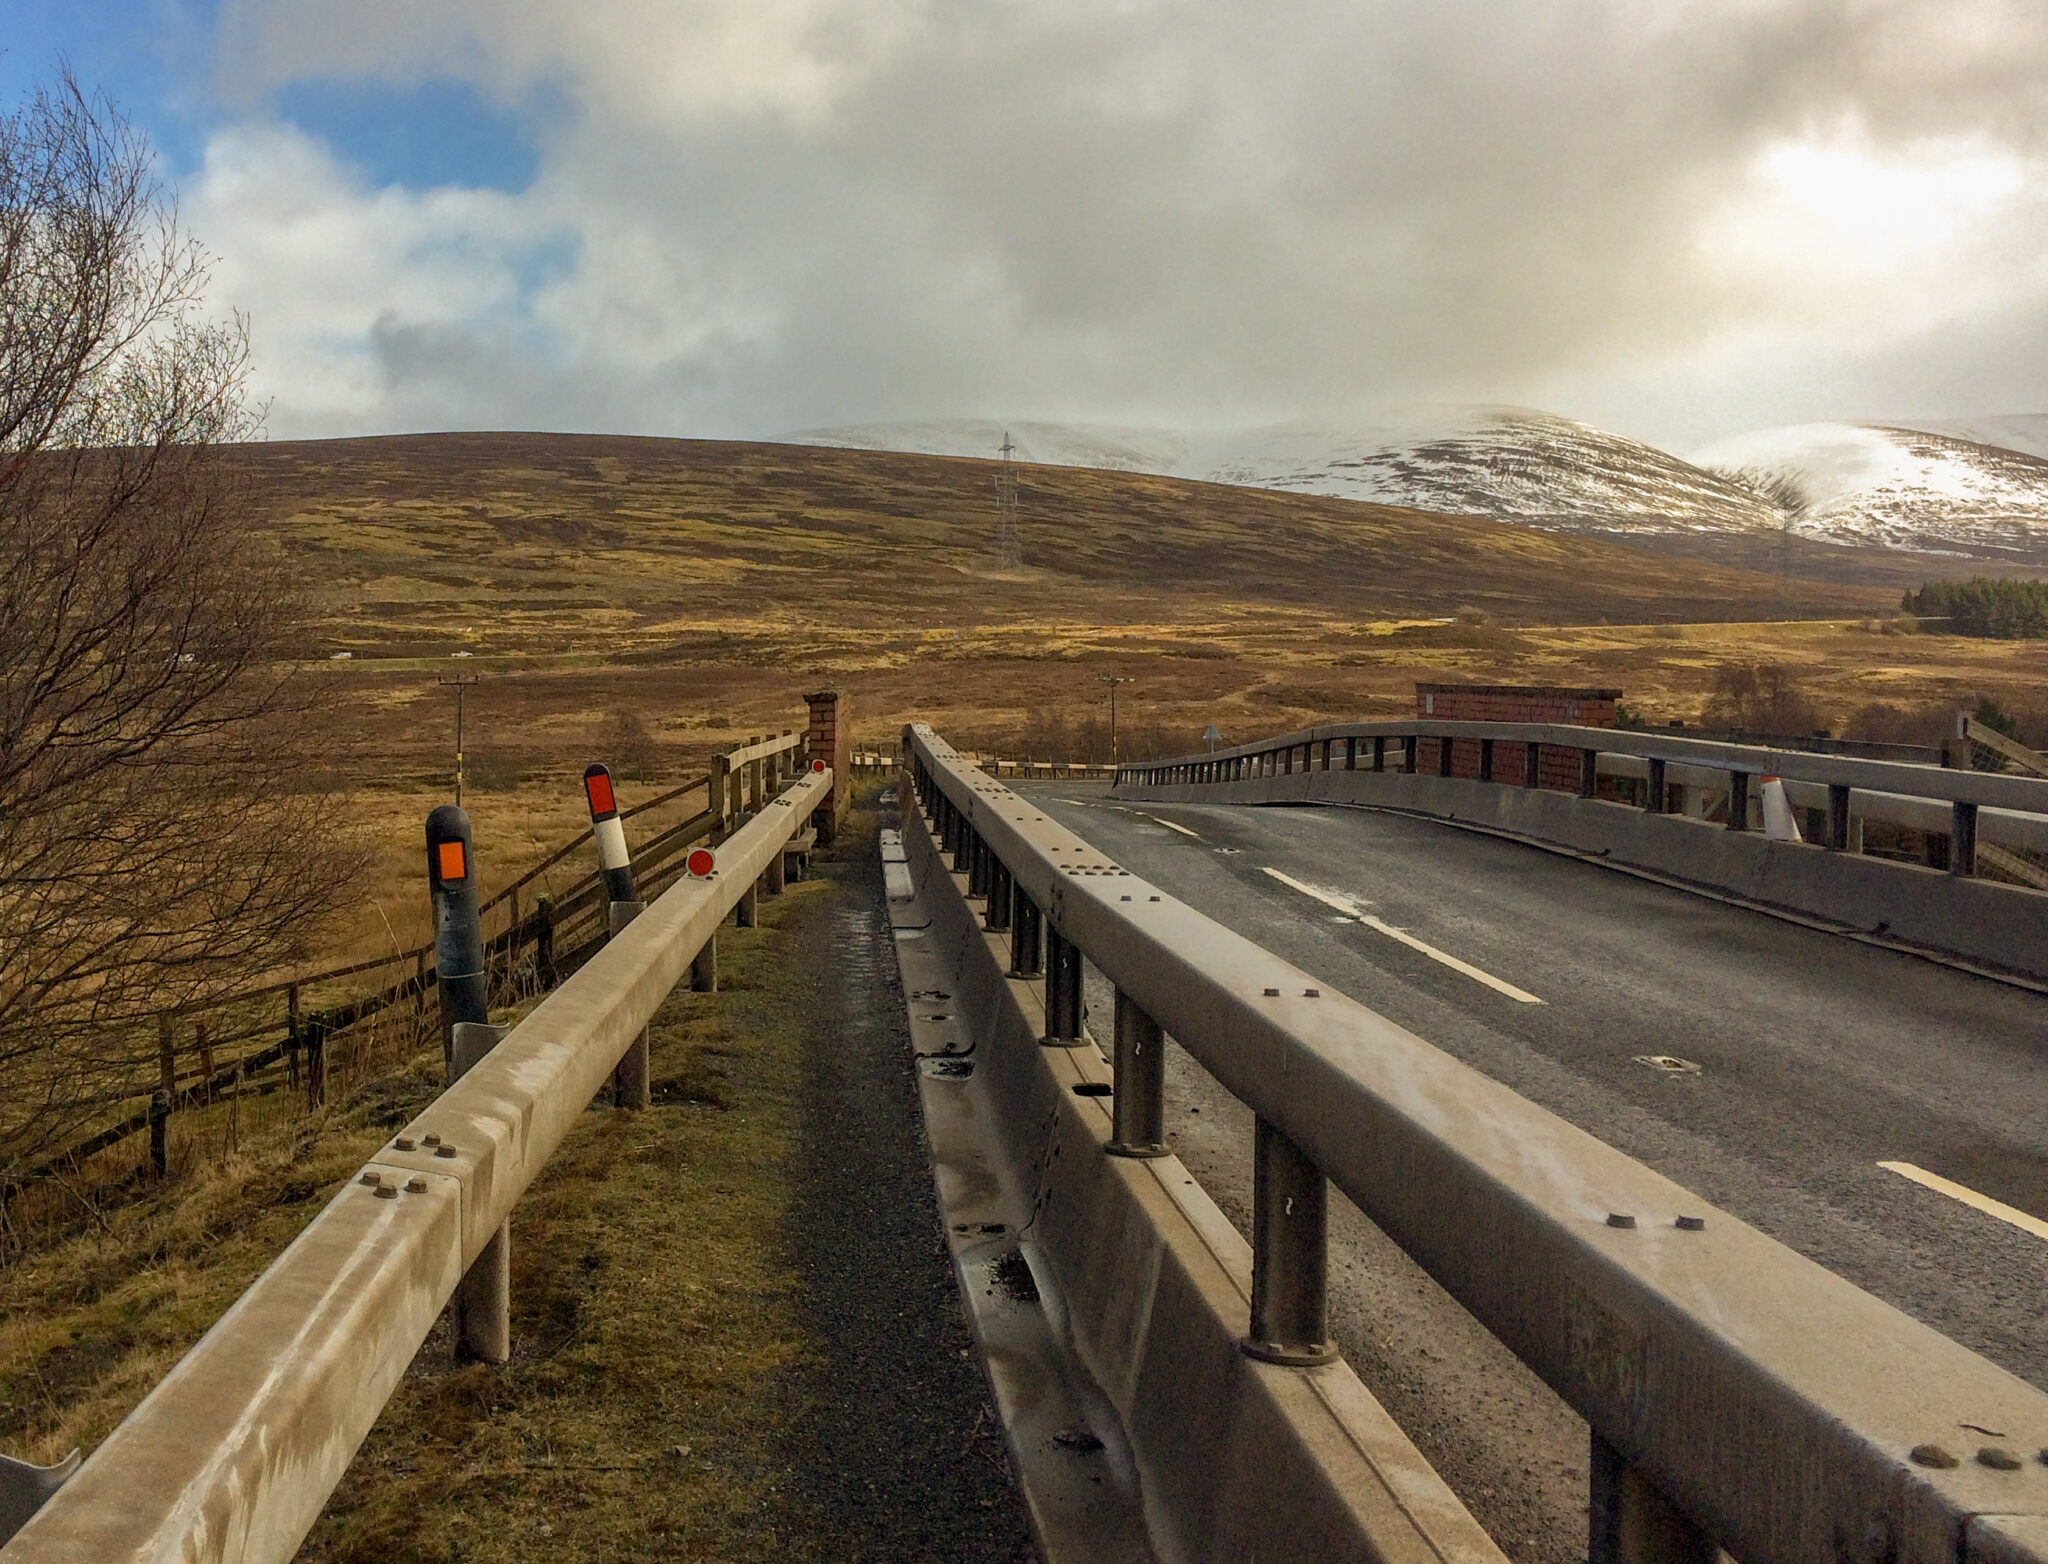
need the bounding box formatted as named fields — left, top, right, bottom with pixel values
left=436, top=840, right=467, bottom=883
left=585, top=769, right=616, bottom=816
left=686, top=847, right=716, bottom=878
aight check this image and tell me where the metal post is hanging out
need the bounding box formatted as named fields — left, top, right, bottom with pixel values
left=1107, top=992, right=1168, bottom=1158
left=1524, top=742, right=1541, bottom=788
left=952, top=809, right=972, bottom=874
left=1645, top=757, right=1666, bottom=813
left=1010, top=886, right=1043, bottom=977
left=1952, top=800, right=1979, bottom=877
left=1479, top=738, right=1494, bottom=783
left=736, top=878, right=758, bottom=928
left=1042, top=928, right=1083, bottom=1045
left=1345, top=736, right=1357, bottom=770
left=1403, top=736, right=1417, bottom=773
left=1373, top=736, right=1386, bottom=773
left=1580, top=748, right=1600, bottom=799
left=606, top=901, right=650, bottom=1108
left=691, top=932, right=718, bottom=993
left=985, top=855, right=1011, bottom=931
left=1827, top=784, right=1852, bottom=851
left=1727, top=771, right=1750, bottom=831
left=1589, top=1432, right=1716, bottom=1564
left=1437, top=737, right=1454, bottom=778
left=1242, top=1118, right=1337, bottom=1365
left=969, top=830, right=989, bottom=898
left=765, top=842, right=787, bottom=895
left=449, top=1019, right=512, bottom=1363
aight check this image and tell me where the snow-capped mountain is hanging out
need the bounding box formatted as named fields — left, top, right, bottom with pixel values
left=783, top=407, right=2048, bottom=564
left=1689, top=422, right=2048, bottom=557
left=792, top=409, right=1786, bottom=535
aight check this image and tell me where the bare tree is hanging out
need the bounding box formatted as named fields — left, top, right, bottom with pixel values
left=0, top=72, right=356, bottom=1181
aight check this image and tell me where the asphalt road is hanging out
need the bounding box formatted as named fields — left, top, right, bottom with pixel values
left=1015, top=781, right=2048, bottom=1564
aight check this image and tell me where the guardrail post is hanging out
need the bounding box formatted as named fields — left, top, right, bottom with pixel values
left=1589, top=1432, right=1716, bottom=1564
left=1479, top=737, right=1494, bottom=782
left=1107, top=992, right=1168, bottom=1158
left=1403, top=736, right=1417, bottom=773
left=1042, top=927, right=1083, bottom=1045
left=1952, top=800, right=1978, bottom=876
left=969, top=829, right=990, bottom=898
left=1726, top=771, right=1750, bottom=831
left=1437, top=737, right=1454, bottom=778
left=1580, top=748, right=1599, bottom=799
left=1242, top=1118, right=1337, bottom=1365
left=1826, top=784, right=1853, bottom=851
left=692, top=932, right=718, bottom=992
left=985, top=856, right=1011, bottom=931
left=449, top=1019, right=513, bottom=1363
left=1010, top=886, right=1043, bottom=977
left=1645, top=757, right=1666, bottom=813
left=588, top=760, right=651, bottom=1107
left=536, top=894, right=558, bottom=986
left=1523, top=741, right=1541, bottom=787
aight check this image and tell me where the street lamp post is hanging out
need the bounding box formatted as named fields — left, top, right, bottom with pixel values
left=1097, top=675, right=1132, bottom=764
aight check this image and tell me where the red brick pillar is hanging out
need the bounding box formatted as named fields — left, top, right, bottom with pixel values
left=806, top=690, right=852, bottom=842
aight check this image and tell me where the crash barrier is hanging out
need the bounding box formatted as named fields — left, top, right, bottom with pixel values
left=893, top=743, right=1506, bottom=1562
left=908, top=723, right=2048, bottom=1564
left=4, top=731, right=812, bottom=1203
left=1114, top=719, right=2048, bottom=981
left=0, top=766, right=832, bottom=1563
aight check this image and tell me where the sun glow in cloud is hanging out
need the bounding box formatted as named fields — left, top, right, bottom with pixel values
left=1726, top=131, right=2028, bottom=273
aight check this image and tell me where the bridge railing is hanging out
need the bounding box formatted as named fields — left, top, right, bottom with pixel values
left=0, top=766, right=833, bottom=1564
left=908, top=722, right=2048, bottom=1564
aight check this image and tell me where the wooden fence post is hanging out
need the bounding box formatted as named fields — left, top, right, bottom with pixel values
left=151, top=1016, right=175, bottom=1176
left=286, top=983, right=301, bottom=1093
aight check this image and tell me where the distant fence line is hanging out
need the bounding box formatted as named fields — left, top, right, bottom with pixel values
left=3, top=736, right=831, bottom=1203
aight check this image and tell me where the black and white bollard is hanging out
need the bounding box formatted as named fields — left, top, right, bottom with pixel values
left=585, top=764, right=649, bottom=1109
left=426, top=805, right=512, bottom=1363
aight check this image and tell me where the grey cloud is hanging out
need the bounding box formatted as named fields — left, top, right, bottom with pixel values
left=214, top=0, right=2048, bottom=446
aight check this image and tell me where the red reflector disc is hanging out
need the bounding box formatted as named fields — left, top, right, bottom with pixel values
left=585, top=771, right=616, bottom=815
left=436, top=840, right=467, bottom=882
left=686, top=848, right=716, bottom=877
left=811, top=759, right=826, bottom=772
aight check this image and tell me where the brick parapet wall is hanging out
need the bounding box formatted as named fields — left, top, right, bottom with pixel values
left=805, top=690, right=852, bottom=835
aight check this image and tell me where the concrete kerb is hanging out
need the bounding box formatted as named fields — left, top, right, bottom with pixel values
left=1122, top=767, right=2048, bottom=983
left=894, top=783, right=1507, bottom=1564
left=0, top=769, right=833, bottom=1564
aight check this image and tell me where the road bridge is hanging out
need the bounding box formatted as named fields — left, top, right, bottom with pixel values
left=7, top=714, right=2048, bottom=1564
left=1016, top=779, right=2048, bottom=1559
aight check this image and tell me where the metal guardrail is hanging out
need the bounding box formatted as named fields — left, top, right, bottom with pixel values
left=0, top=767, right=832, bottom=1564
left=1117, top=718, right=2048, bottom=877
left=908, top=724, right=2048, bottom=1564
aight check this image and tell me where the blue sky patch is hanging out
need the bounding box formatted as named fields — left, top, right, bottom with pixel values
left=277, top=76, right=549, bottom=194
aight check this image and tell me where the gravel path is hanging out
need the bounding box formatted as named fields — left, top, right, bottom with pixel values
left=770, top=806, right=1039, bottom=1562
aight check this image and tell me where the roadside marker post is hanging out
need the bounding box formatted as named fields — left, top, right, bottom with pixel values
left=585, top=764, right=649, bottom=1109
left=426, top=804, right=512, bottom=1363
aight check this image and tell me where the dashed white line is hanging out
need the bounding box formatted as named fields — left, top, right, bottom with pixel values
left=1140, top=813, right=1202, bottom=839
left=1260, top=867, right=1544, bottom=1005
left=1879, top=1161, right=2048, bottom=1243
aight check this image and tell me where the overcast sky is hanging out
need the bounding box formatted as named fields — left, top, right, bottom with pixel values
left=10, top=0, right=2048, bottom=450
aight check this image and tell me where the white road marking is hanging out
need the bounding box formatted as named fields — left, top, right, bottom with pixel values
left=1878, top=1161, right=2048, bottom=1244
left=1140, top=813, right=1202, bottom=839
left=1260, top=867, right=1544, bottom=1005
